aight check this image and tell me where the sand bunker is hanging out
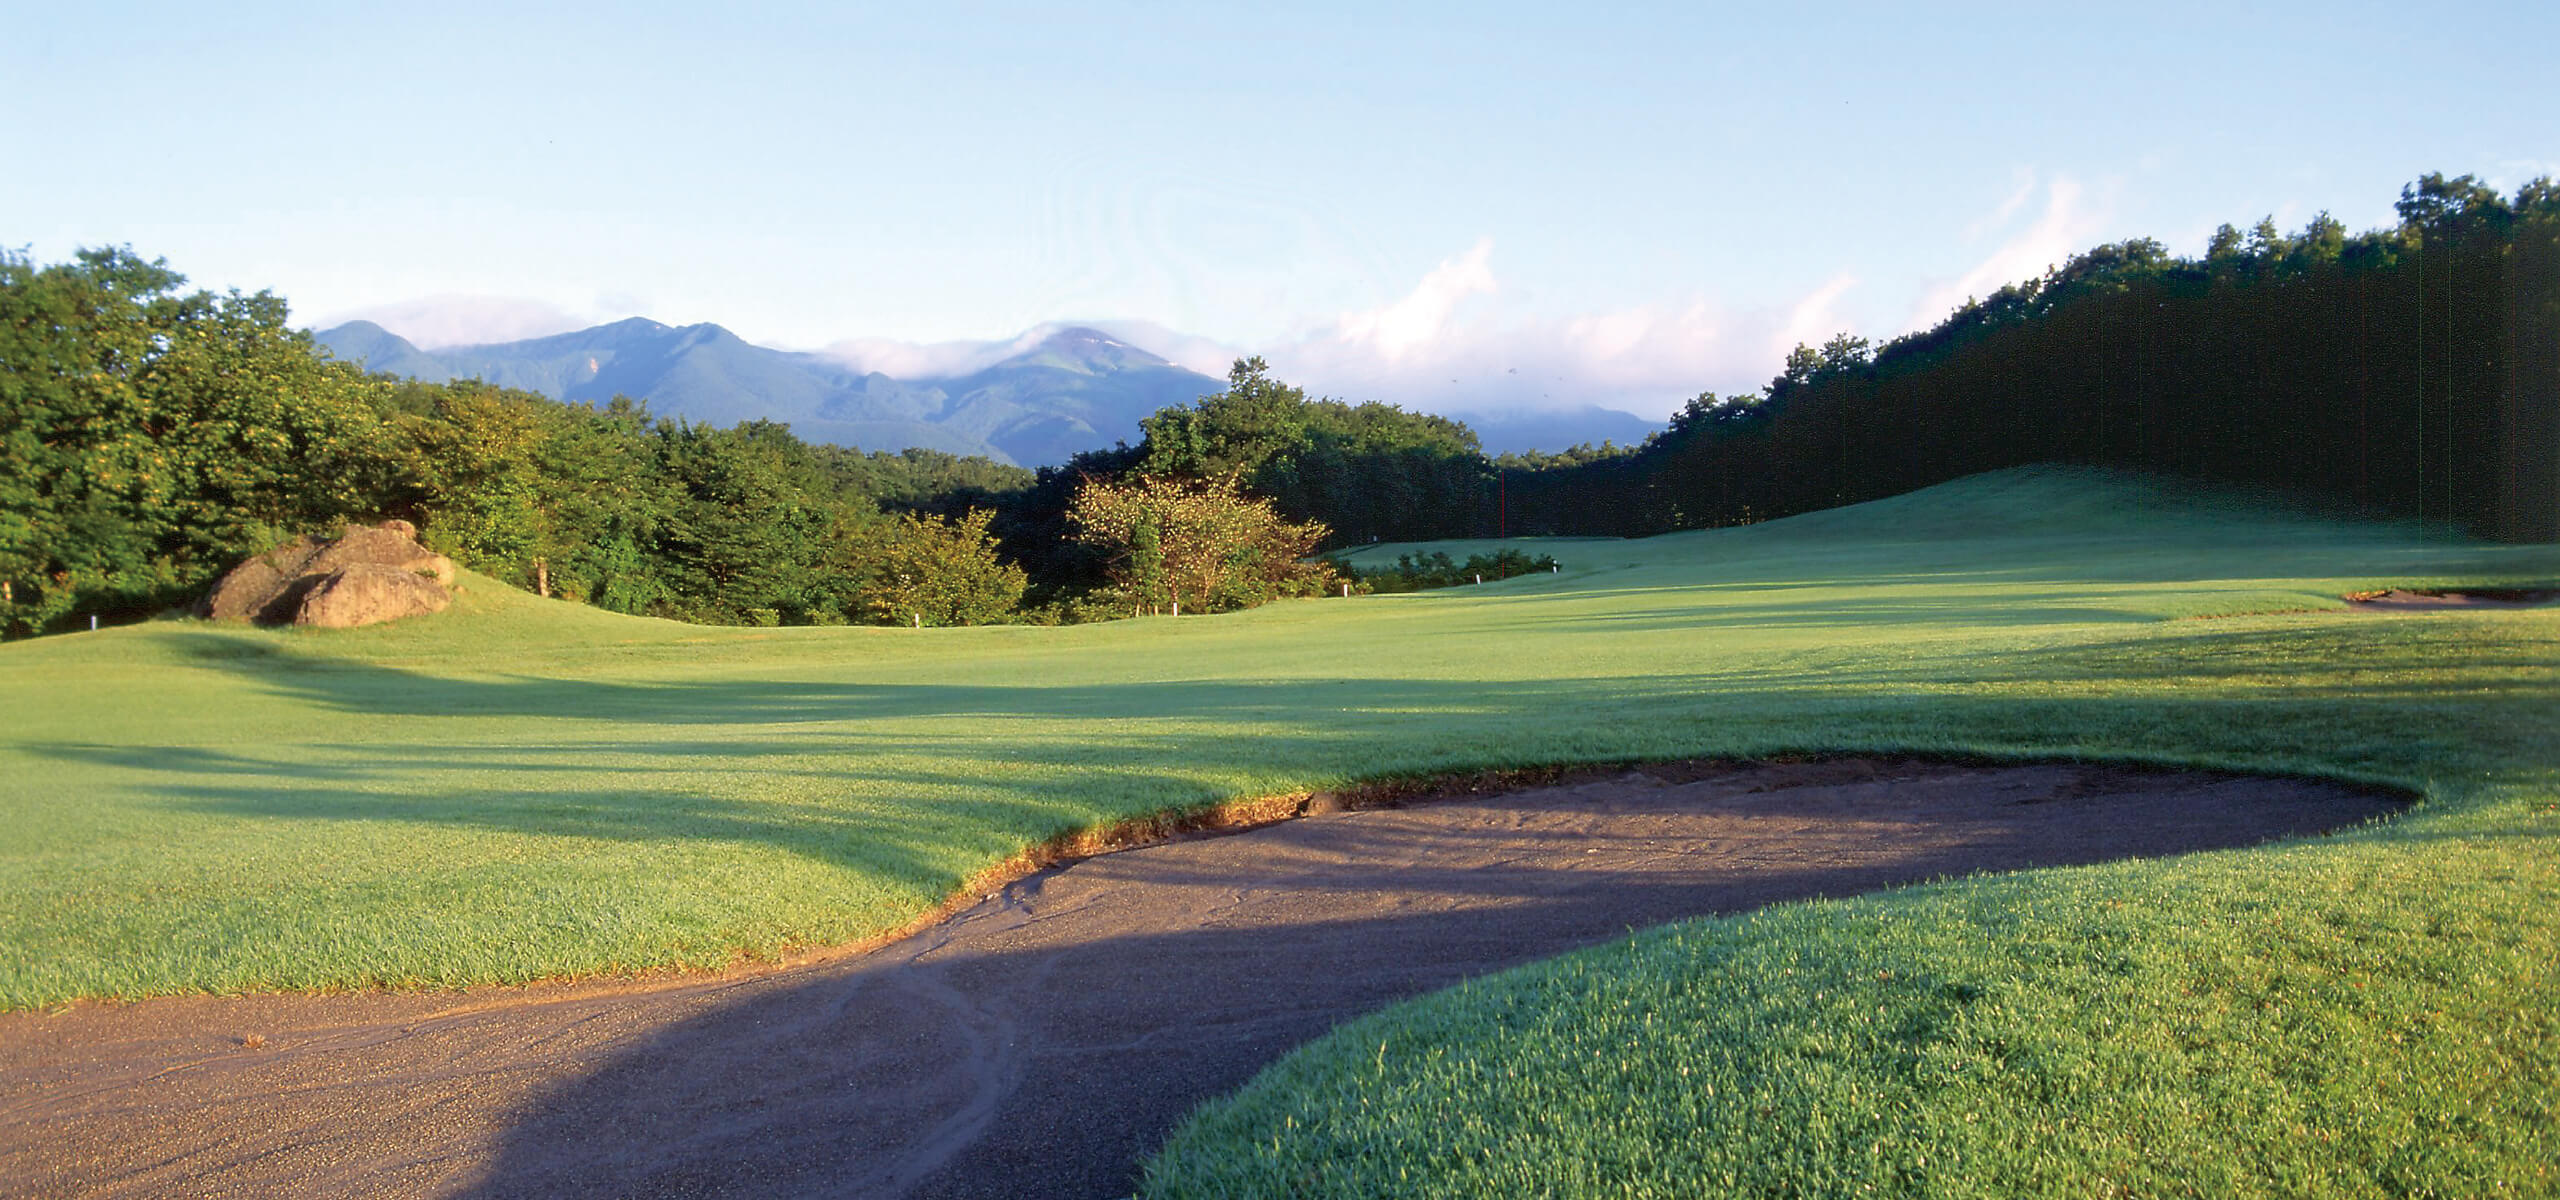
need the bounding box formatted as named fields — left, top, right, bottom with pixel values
left=0, top=758, right=2398, bottom=1199
left=2346, top=587, right=2559, bottom=611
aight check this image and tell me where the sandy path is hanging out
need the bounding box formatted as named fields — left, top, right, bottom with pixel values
left=0, top=758, right=2397, bottom=1199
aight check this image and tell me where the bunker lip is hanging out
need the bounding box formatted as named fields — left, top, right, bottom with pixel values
left=2345, top=586, right=2560, bottom=610
left=0, top=757, right=2406, bottom=1199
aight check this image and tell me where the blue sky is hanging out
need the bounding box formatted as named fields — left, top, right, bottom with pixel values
left=7, top=1, right=2556, bottom=417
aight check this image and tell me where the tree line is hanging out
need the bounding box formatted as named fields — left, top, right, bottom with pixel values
left=9, top=170, right=2549, bottom=636
left=1497, top=173, right=2560, bottom=542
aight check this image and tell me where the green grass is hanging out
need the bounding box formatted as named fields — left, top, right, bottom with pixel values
left=1147, top=841, right=2559, bottom=1198
left=1135, top=475, right=2560, bottom=1197
left=5, top=466, right=2558, bottom=1191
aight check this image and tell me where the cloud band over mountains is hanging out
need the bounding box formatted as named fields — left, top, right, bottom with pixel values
left=310, top=170, right=2110, bottom=424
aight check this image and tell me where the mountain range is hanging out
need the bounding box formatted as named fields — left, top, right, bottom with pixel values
left=314, top=319, right=1660, bottom=465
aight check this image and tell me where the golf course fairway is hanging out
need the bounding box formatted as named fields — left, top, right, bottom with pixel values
left=5, top=466, right=2557, bottom=1195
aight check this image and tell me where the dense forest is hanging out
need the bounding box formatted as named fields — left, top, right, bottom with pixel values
left=1498, top=173, right=2560, bottom=542
left=5, top=171, right=2552, bottom=638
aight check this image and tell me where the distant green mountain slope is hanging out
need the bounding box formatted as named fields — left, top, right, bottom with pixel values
left=314, top=320, right=1223, bottom=465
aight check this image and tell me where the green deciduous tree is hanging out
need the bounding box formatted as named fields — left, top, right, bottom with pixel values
left=649, top=420, right=843, bottom=624
left=0, top=247, right=394, bottom=635
left=1118, top=356, right=1491, bottom=545
left=1137, top=357, right=1310, bottom=479
left=847, top=509, right=1027, bottom=627
left=386, top=382, right=550, bottom=571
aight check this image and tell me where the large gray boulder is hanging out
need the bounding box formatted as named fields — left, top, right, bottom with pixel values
left=201, top=520, right=458, bottom=628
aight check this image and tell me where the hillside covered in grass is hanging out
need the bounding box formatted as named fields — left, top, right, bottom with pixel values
left=2, top=467, right=2549, bottom=1011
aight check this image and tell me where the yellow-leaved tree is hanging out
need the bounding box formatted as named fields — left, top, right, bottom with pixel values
left=1066, top=472, right=1338, bottom=616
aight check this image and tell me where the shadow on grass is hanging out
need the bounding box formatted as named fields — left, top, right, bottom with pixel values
left=158, top=612, right=2560, bottom=721
left=159, top=628, right=1564, bottom=725
left=51, top=619, right=2553, bottom=881
left=28, top=617, right=2553, bottom=1196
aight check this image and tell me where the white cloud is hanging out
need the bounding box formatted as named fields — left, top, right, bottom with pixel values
left=819, top=329, right=1052, bottom=378
left=1249, top=242, right=1857, bottom=420
left=1332, top=238, right=1497, bottom=362
left=1964, top=168, right=2039, bottom=241
left=2492, top=158, right=2560, bottom=191
left=1081, top=319, right=1249, bottom=378
left=1907, top=174, right=2106, bottom=331
left=1770, top=274, right=1858, bottom=362
left=329, top=182, right=2124, bottom=427
left=815, top=319, right=1249, bottom=380
left=304, top=294, right=597, bottom=348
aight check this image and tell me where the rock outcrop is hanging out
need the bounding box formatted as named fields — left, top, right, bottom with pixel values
left=201, top=521, right=457, bottom=629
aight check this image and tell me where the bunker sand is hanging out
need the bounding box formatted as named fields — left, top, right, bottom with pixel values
left=0, top=759, right=2397, bottom=1199
left=2345, top=587, right=2559, bottom=611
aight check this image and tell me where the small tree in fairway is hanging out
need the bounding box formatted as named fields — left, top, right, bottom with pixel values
left=1066, top=473, right=1337, bottom=615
